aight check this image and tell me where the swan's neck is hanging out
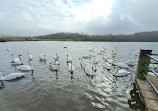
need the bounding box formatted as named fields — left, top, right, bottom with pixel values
left=28, top=60, right=33, bottom=70
left=80, top=58, right=82, bottom=63
left=12, top=54, right=14, bottom=61
left=93, top=57, right=96, bottom=65
left=94, top=56, right=96, bottom=63
left=56, top=54, right=58, bottom=59
left=55, top=61, right=57, bottom=66
left=71, top=62, right=72, bottom=71
left=92, top=67, right=93, bottom=75
left=57, top=56, right=59, bottom=62
left=67, top=54, right=68, bottom=61
left=19, top=56, right=22, bottom=63
left=28, top=53, right=30, bottom=60
left=114, top=66, right=120, bottom=72
left=94, top=63, right=96, bottom=69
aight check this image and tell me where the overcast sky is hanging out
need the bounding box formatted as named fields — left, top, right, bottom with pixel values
left=0, top=0, right=158, bottom=36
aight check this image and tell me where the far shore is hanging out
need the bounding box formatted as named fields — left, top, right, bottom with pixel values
left=1, top=39, right=158, bottom=42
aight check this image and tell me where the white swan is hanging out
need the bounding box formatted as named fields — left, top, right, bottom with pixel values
left=7, top=47, right=10, bottom=51
left=149, top=64, right=158, bottom=70
left=67, top=54, right=72, bottom=63
left=0, top=72, right=25, bottom=81
left=11, top=54, right=23, bottom=65
left=16, top=59, right=33, bottom=71
left=111, top=50, right=116, bottom=58
left=89, top=48, right=94, bottom=52
left=82, top=55, right=91, bottom=59
left=85, top=65, right=94, bottom=76
left=51, top=59, right=60, bottom=65
left=126, top=60, right=135, bottom=67
left=93, top=56, right=101, bottom=64
left=48, top=62, right=59, bottom=71
left=28, top=53, right=33, bottom=61
left=68, top=61, right=75, bottom=73
left=107, top=59, right=113, bottom=64
left=148, top=72, right=158, bottom=77
left=79, top=58, right=91, bottom=69
left=92, top=56, right=98, bottom=72
left=39, top=54, right=47, bottom=61
left=102, top=62, right=112, bottom=71
left=113, top=66, right=130, bottom=77
left=100, top=47, right=106, bottom=53
left=53, top=54, right=59, bottom=61
left=52, top=54, right=60, bottom=65
left=113, top=62, right=129, bottom=69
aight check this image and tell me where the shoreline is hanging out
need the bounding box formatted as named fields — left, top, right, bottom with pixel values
left=1, top=39, right=158, bottom=42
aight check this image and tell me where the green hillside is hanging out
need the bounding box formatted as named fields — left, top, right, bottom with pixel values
left=0, top=34, right=15, bottom=37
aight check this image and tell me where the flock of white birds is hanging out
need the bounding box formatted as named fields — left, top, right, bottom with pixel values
left=1, top=46, right=157, bottom=82
left=0, top=46, right=138, bottom=81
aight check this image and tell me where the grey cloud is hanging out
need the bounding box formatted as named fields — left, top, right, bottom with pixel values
left=83, top=0, right=158, bottom=34
left=0, top=0, right=158, bottom=36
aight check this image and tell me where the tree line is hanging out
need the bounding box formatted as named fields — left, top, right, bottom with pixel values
left=0, top=31, right=158, bottom=42
left=35, top=31, right=158, bottom=42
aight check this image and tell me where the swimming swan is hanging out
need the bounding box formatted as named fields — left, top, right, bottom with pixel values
left=16, top=59, right=33, bottom=71
left=85, top=65, right=94, bottom=76
left=67, top=54, right=72, bottom=63
left=113, top=66, right=130, bottom=77
left=68, top=61, right=75, bottom=73
left=52, top=54, right=60, bottom=65
left=7, top=47, right=10, bottom=51
left=0, top=72, right=25, bottom=81
left=49, top=62, right=59, bottom=71
left=126, top=60, right=135, bottom=67
left=28, top=53, right=33, bottom=61
left=113, top=62, right=129, bottom=69
left=53, top=54, right=59, bottom=61
left=39, top=54, right=47, bottom=61
left=11, top=54, right=23, bottom=65
left=79, top=58, right=91, bottom=69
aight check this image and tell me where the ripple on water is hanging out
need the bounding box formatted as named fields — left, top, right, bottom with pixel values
left=1, top=42, right=157, bottom=111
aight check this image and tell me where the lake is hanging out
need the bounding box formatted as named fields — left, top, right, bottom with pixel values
left=0, top=41, right=158, bottom=111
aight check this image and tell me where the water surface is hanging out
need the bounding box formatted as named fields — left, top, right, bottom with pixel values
left=0, top=41, right=157, bottom=111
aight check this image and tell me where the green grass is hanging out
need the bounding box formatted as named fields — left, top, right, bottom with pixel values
left=0, top=34, right=15, bottom=37
left=32, top=38, right=74, bottom=41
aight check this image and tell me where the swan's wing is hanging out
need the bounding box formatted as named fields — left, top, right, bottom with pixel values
left=72, top=65, right=75, bottom=71
left=103, top=62, right=112, bottom=69
left=39, top=54, right=45, bottom=60
left=85, top=66, right=93, bottom=76
left=30, top=55, right=33, bottom=59
left=114, top=69, right=130, bottom=77
left=148, top=72, right=158, bottom=77
left=68, top=64, right=71, bottom=71
left=68, top=57, right=72, bottom=61
left=114, top=63, right=129, bottom=69
left=82, top=62, right=91, bottom=68
left=2, top=73, right=25, bottom=80
left=16, top=65, right=32, bottom=71
left=11, top=61, right=23, bottom=65
left=107, top=59, right=113, bottom=64
left=14, top=58, right=20, bottom=63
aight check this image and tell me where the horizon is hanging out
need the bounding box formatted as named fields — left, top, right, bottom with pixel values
left=1, top=30, right=158, bottom=37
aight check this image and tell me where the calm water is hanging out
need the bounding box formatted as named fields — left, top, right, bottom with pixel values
left=0, top=41, right=158, bottom=111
